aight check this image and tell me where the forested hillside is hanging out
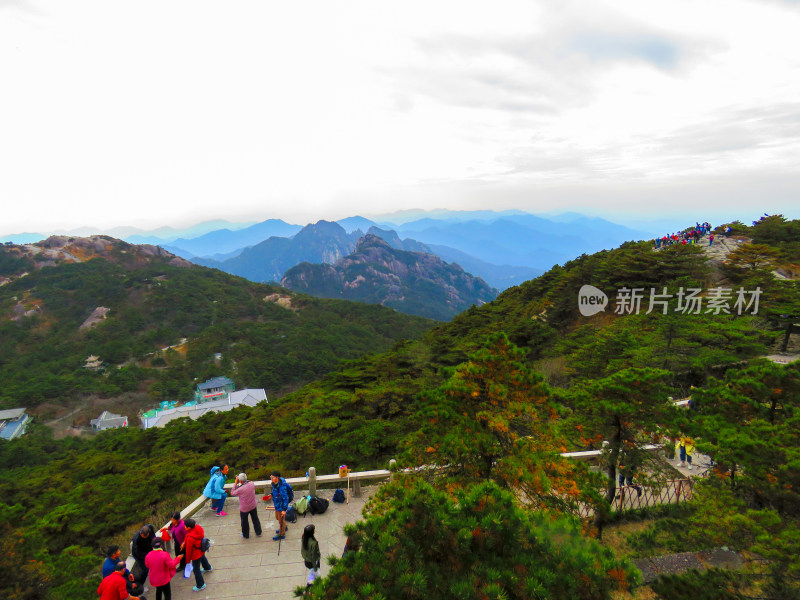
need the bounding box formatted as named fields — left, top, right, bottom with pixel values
left=0, top=236, right=433, bottom=417
left=1, top=217, right=799, bottom=599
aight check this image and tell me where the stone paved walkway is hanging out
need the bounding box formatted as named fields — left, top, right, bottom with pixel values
left=634, top=547, right=745, bottom=583
left=163, top=487, right=378, bottom=600
left=669, top=450, right=714, bottom=479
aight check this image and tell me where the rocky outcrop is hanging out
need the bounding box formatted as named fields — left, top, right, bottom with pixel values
left=7, top=235, right=192, bottom=271
left=263, top=293, right=296, bottom=311
left=80, top=306, right=110, bottom=330
left=197, top=220, right=362, bottom=283
left=281, top=235, right=498, bottom=321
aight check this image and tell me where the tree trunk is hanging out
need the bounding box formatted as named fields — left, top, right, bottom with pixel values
left=482, top=453, right=494, bottom=480
left=780, top=323, right=792, bottom=353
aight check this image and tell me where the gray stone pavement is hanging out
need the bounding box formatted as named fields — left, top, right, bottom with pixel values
left=670, top=450, right=714, bottom=479
left=634, top=548, right=745, bottom=583
left=163, top=487, right=378, bottom=600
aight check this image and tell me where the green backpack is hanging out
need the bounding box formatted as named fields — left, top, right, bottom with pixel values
left=295, top=495, right=309, bottom=515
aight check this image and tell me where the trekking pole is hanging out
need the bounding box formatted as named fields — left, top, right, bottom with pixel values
left=277, top=534, right=282, bottom=556
left=265, top=503, right=279, bottom=554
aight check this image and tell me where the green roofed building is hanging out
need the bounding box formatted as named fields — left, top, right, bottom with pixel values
left=194, top=376, right=235, bottom=402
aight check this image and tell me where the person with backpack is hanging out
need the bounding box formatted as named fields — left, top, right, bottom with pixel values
left=181, top=518, right=212, bottom=592
left=301, top=524, right=321, bottom=589
left=203, top=464, right=228, bottom=517
left=231, top=472, right=262, bottom=539
left=269, top=471, right=292, bottom=541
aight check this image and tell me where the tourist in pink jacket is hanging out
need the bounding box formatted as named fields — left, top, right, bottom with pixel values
left=230, top=472, right=262, bottom=538
left=145, top=539, right=183, bottom=600
left=166, top=512, right=187, bottom=572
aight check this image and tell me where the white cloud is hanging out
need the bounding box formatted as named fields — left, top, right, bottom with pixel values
left=0, top=0, right=798, bottom=235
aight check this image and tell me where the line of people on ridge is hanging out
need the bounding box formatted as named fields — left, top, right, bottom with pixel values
left=652, top=222, right=720, bottom=249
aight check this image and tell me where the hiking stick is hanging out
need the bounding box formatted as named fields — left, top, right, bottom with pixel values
left=265, top=505, right=280, bottom=554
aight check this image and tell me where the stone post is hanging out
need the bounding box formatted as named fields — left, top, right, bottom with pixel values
left=388, top=459, right=397, bottom=481
left=308, top=466, right=317, bottom=496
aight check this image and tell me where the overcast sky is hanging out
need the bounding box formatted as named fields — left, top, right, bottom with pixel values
left=1, top=0, right=798, bottom=235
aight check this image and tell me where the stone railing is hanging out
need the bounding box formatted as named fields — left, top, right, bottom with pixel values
left=158, top=461, right=399, bottom=539
left=154, top=398, right=689, bottom=536
left=561, top=443, right=664, bottom=462
left=149, top=431, right=681, bottom=546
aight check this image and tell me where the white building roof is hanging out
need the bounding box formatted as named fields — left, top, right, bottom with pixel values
left=0, top=407, right=26, bottom=421
left=142, top=389, right=267, bottom=428
left=90, top=411, right=128, bottom=428
left=229, top=388, right=267, bottom=404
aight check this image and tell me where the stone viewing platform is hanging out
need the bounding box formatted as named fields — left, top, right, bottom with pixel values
left=165, top=487, right=378, bottom=600
left=138, top=450, right=703, bottom=599
left=134, top=467, right=394, bottom=600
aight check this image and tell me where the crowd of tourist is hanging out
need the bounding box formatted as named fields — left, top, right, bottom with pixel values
left=97, top=465, right=320, bottom=599
left=652, top=222, right=715, bottom=249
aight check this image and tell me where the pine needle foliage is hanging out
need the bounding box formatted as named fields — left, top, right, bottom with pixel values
left=300, top=478, right=637, bottom=600
left=405, top=333, right=599, bottom=515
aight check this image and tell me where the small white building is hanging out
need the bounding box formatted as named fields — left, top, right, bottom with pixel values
left=141, top=388, right=267, bottom=429
left=90, top=411, right=129, bottom=430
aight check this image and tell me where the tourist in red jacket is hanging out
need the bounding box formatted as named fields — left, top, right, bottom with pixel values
left=181, top=518, right=212, bottom=592
left=144, top=540, right=183, bottom=600
left=97, top=562, right=145, bottom=600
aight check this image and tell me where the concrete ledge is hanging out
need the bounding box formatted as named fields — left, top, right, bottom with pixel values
left=222, top=469, right=392, bottom=492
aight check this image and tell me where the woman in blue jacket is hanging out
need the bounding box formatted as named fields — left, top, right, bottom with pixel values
left=203, top=464, right=228, bottom=516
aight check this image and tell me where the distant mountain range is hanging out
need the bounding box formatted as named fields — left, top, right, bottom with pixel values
left=195, top=220, right=360, bottom=283
left=389, top=213, right=648, bottom=271
left=183, top=211, right=649, bottom=292
left=193, top=220, right=542, bottom=291
left=363, top=226, right=541, bottom=290
left=1, top=210, right=653, bottom=292
left=0, top=219, right=256, bottom=246
left=281, top=234, right=498, bottom=321
left=158, top=219, right=302, bottom=259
